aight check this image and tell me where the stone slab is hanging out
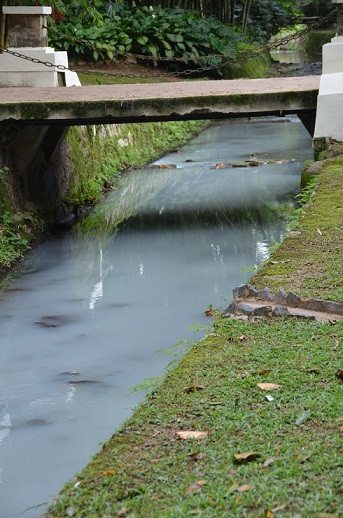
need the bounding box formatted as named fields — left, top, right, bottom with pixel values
left=2, top=6, right=51, bottom=15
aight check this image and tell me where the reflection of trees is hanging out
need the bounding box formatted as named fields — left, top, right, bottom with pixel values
left=74, top=168, right=178, bottom=237
left=75, top=160, right=298, bottom=238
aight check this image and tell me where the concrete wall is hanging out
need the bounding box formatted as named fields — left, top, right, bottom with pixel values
left=0, top=122, right=72, bottom=226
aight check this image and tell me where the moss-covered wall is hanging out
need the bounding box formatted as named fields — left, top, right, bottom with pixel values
left=224, top=52, right=271, bottom=79
left=299, top=30, right=335, bottom=53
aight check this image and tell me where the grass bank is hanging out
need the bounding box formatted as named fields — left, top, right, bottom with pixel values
left=45, top=153, right=343, bottom=515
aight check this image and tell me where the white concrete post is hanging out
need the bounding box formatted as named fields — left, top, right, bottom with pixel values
left=0, top=6, right=80, bottom=87
left=314, top=0, right=343, bottom=148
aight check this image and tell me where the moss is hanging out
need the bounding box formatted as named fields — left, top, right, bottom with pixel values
left=0, top=166, right=11, bottom=213
left=224, top=52, right=272, bottom=79
left=300, top=30, right=335, bottom=53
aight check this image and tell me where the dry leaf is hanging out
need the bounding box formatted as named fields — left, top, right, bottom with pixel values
left=252, top=369, right=271, bottom=376
left=265, top=395, right=274, bottom=402
left=263, top=458, right=274, bottom=467
left=188, top=452, right=206, bottom=461
left=227, top=466, right=237, bottom=477
left=237, top=484, right=250, bottom=492
left=184, top=480, right=206, bottom=495
left=234, top=451, right=261, bottom=461
left=183, top=385, right=205, bottom=393
left=100, top=470, right=115, bottom=476
left=239, top=335, right=246, bottom=341
left=333, top=339, right=339, bottom=350
left=334, top=416, right=343, bottom=422
left=176, top=430, right=209, bottom=440
left=295, top=411, right=311, bottom=426
left=227, top=483, right=239, bottom=494
left=257, top=383, right=281, bottom=390
left=271, top=505, right=286, bottom=513
left=305, top=367, right=320, bottom=373
left=265, top=511, right=274, bottom=518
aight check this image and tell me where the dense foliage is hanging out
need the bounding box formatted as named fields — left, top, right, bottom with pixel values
left=48, top=5, right=245, bottom=76
left=0, top=0, right=336, bottom=62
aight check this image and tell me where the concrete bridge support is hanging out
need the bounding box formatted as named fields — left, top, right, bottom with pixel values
left=0, top=122, right=71, bottom=226
left=0, top=6, right=80, bottom=88
left=314, top=0, right=343, bottom=149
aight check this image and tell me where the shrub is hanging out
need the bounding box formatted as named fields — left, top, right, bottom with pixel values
left=48, top=5, right=244, bottom=77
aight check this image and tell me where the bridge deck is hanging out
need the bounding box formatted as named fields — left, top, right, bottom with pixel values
left=0, top=76, right=319, bottom=125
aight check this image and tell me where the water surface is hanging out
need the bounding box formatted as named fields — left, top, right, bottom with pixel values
left=0, top=118, right=313, bottom=517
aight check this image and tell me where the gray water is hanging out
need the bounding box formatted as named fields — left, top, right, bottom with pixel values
left=270, top=50, right=321, bottom=64
left=0, top=118, right=313, bottom=518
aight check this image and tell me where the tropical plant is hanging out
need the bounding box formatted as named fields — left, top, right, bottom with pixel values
left=48, top=5, right=244, bottom=76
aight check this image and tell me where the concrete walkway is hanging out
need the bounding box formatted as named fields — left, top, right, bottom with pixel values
left=0, top=76, right=319, bottom=125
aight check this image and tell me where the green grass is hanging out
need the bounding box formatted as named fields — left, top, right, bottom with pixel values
left=78, top=71, right=174, bottom=85
left=252, top=158, right=343, bottom=301
left=46, top=319, right=343, bottom=517
left=45, top=149, right=343, bottom=518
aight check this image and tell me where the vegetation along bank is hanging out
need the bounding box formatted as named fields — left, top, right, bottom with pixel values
left=44, top=150, right=343, bottom=516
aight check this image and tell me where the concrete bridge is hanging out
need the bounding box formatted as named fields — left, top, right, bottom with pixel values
left=0, top=76, right=319, bottom=132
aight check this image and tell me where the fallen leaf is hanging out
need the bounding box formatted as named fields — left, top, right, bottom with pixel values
left=265, top=511, right=274, bottom=518
left=271, top=505, right=286, bottom=513
left=263, top=458, right=274, bottom=467
left=305, top=367, right=320, bottom=373
left=265, top=395, right=274, bottom=402
left=100, top=470, right=115, bottom=476
left=335, top=370, right=343, bottom=383
left=184, top=480, right=206, bottom=495
left=257, top=383, right=281, bottom=390
left=117, top=508, right=128, bottom=518
left=227, top=483, right=239, bottom=494
left=176, top=430, right=209, bottom=440
left=239, top=335, right=246, bottom=341
left=234, top=451, right=261, bottom=461
left=149, top=430, right=161, bottom=439
left=295, top=411, right=311, bottom=426
left=252, top=369, right=271, bottom=376
left=317, top=514, right=340, bottom=518
left=188, top=452, right=206, bottom=461
left=333, top=339, right=339, bottom=350
left=227, top=466, right=237, bottom=477
left=183, top=385, right=205, bottom=393
left=237, top=484, right=250, bottom=492
left=334, top=416, right=343, bottom=422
